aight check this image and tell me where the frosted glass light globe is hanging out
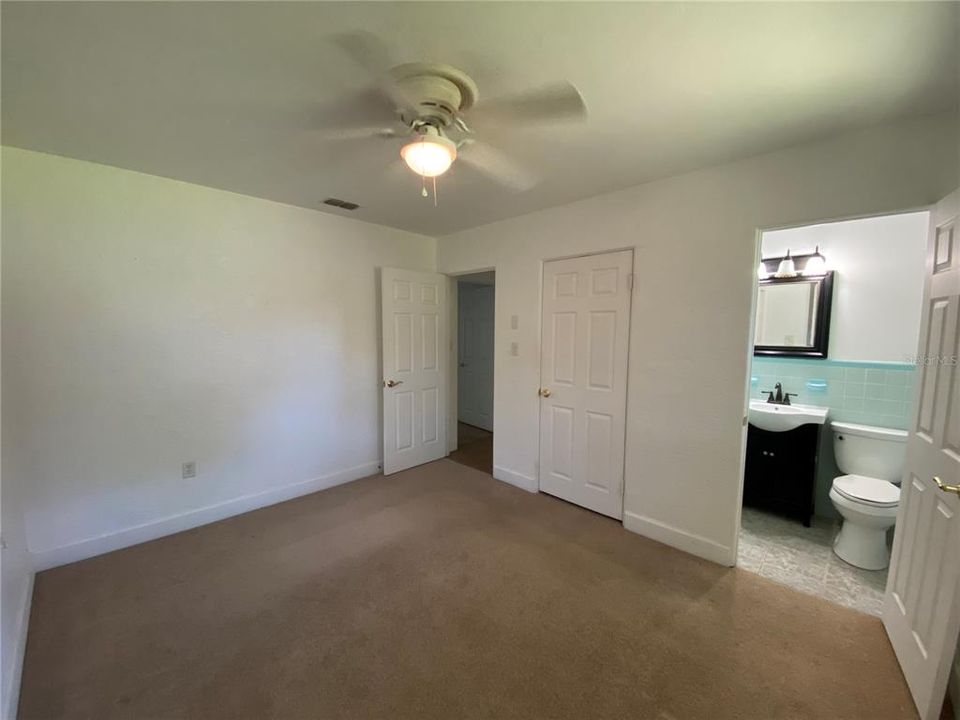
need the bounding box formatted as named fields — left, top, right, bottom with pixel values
left=401, top=133, right=457, bottom=177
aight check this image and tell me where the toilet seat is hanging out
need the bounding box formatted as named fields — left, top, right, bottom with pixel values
left=832, top=474, right=900, bottom=508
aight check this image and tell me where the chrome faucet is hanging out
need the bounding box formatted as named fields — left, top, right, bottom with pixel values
left=761, top=382, right=799, bottom=406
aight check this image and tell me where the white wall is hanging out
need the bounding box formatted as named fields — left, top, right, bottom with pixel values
left=437, top=111, right=957, bottom=564
left=1, top=147, right=435, bottom=569
left=761, top=212, right=929, bottom=361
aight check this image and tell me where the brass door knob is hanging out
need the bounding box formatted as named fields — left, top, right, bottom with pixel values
left=538, top=388, right=551, bottom=398
left=384, top=379, right=403, bottom=388
left=934, top=476, right=960, bottom=496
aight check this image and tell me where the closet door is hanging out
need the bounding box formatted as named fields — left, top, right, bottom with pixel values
left=538, top=250, right=633, bottom=519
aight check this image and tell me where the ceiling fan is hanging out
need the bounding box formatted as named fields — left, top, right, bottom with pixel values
left=325, top=32, right=588, bottom=194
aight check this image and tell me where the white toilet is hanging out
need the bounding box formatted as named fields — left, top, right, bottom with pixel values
left=829, top=421, right=908, bottom=570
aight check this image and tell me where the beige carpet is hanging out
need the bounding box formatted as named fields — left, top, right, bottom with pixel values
left=19, top=459, right=916, bottom=719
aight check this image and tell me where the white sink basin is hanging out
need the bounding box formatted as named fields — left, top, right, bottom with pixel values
left=748, top=400, right=828, bottom=432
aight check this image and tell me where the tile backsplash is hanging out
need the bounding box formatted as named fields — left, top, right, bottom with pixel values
left=751, top=357, right=915, bottom=430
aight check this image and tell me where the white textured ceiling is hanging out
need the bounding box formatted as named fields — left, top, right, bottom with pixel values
left=3, top=2, right=957, bottom=236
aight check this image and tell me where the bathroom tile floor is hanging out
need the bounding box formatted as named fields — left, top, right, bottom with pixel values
left=738, top=507, right=888, bottom=616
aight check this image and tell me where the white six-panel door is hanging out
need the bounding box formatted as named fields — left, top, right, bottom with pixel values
left=458, top=283, right=495, bottom=431
left=538, top=250, right=633, bottom=519
left=883, top=190, right=960, bottom=720
left=381, top=268, right=447, bottom=475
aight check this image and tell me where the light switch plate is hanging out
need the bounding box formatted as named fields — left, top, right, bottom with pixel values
left=510, top=342, right=519, bottom=356
left=510, top=315, right=518, bottom=330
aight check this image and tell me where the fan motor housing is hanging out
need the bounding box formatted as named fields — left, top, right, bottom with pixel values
left=390, top=63, right=479, bottom=127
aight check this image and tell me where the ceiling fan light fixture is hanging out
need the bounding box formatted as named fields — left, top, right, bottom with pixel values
left=401, top=129, right=457, bottom=178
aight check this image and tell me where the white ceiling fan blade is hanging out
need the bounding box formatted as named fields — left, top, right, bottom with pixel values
left=467, top=82, right=587, bottom=128
left=305, top=87, right=401, bottom=131
left=308, top=126, right=400, bottom=142
left=194, top=89, right=398, bottom=136
left=330, top=31, right=393, bottom=76
left=329, top=31, right=418, bottom=115
left=458, top=140, right=538, bottom=192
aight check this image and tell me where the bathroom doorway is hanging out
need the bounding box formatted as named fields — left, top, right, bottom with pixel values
left=448, top=271, right=495, bottom=475
left=737, top=211, right=929, bottom=616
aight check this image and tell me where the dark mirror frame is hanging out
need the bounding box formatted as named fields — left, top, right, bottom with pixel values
left=754, top=256, right=835, bottom=358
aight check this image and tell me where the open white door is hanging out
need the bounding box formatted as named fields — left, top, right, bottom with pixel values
left=538, top=249, right=633, bottom=519
left=381, top=267, right=447, bottom=475
left=884, top=190, right=960, bottom=720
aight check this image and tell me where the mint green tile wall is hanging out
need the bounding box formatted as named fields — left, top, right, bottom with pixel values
left=751, top=357, right=915, bottom=430
left=750, top=357, right=916, bottom=518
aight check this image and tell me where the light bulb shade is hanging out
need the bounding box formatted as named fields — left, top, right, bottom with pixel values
left=757, top=262, right=769, bottom=279
left=774, top=257, right=796, bottom=278
left=803, top=246, right=827, bottom=276
left=401, top=134, right=457, bottom=177
left=775, top=249, right=797, bottom=278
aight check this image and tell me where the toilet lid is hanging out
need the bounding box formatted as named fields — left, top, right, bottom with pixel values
left=833, top=474, right=900, bottom=507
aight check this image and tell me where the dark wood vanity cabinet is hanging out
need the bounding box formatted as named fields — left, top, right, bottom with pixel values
left=743, top=423, right=820, bottom=526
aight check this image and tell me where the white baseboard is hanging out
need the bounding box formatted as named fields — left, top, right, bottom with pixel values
left=623, top=510, right=735, bottom=566
left=32, top=461, right=382, bottom=571
left=492, top=465, right=538, bottom=493
left=3, top=570, right=34, bottom=720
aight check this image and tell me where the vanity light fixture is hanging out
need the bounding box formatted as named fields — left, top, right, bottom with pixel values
left=775, top=249, right=798, bottom=278
left=757, top=261, right=769, bottom=280
left=803, top=245, right=828, bottom=276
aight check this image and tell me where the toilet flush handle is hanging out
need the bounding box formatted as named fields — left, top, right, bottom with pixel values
left=934, top=477, right=960, bottom=496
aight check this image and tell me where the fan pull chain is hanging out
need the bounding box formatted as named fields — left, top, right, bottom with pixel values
left=421, top=173, right=428, bottom=198
left=433, top=176, right=438, bottom=207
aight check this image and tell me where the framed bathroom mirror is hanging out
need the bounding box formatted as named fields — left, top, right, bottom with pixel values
left=754, top=269, right=834, bottom=358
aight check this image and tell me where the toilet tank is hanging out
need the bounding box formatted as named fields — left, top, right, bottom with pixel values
left=831, top=421, right=908, bottom=482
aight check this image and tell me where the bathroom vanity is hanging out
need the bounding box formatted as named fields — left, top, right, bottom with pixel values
left=744, top=400, right=828, bottom=526
left=747, top=256, right=834, bottom=526
left=743, top=421, right=820, bottom=527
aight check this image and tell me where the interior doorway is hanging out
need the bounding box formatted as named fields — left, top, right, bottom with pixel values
left=449, top=271, right=495, bottom=475
left=737, top=211, right=929, bottom=614
left=736, top=202, right=960, bottom=720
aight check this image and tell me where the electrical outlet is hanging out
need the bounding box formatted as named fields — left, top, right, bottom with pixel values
left=182, top=461, right=197, bottom=479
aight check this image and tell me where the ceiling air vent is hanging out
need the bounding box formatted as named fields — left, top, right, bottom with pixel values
left=323, top=198, right=360, bottom=211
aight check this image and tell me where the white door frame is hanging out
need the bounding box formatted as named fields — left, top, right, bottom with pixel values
left=732, top=205, right=936, bottom=564
left=446, top=267, right=497, bottom=462
left=536, top=247, right=636, bottom=518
